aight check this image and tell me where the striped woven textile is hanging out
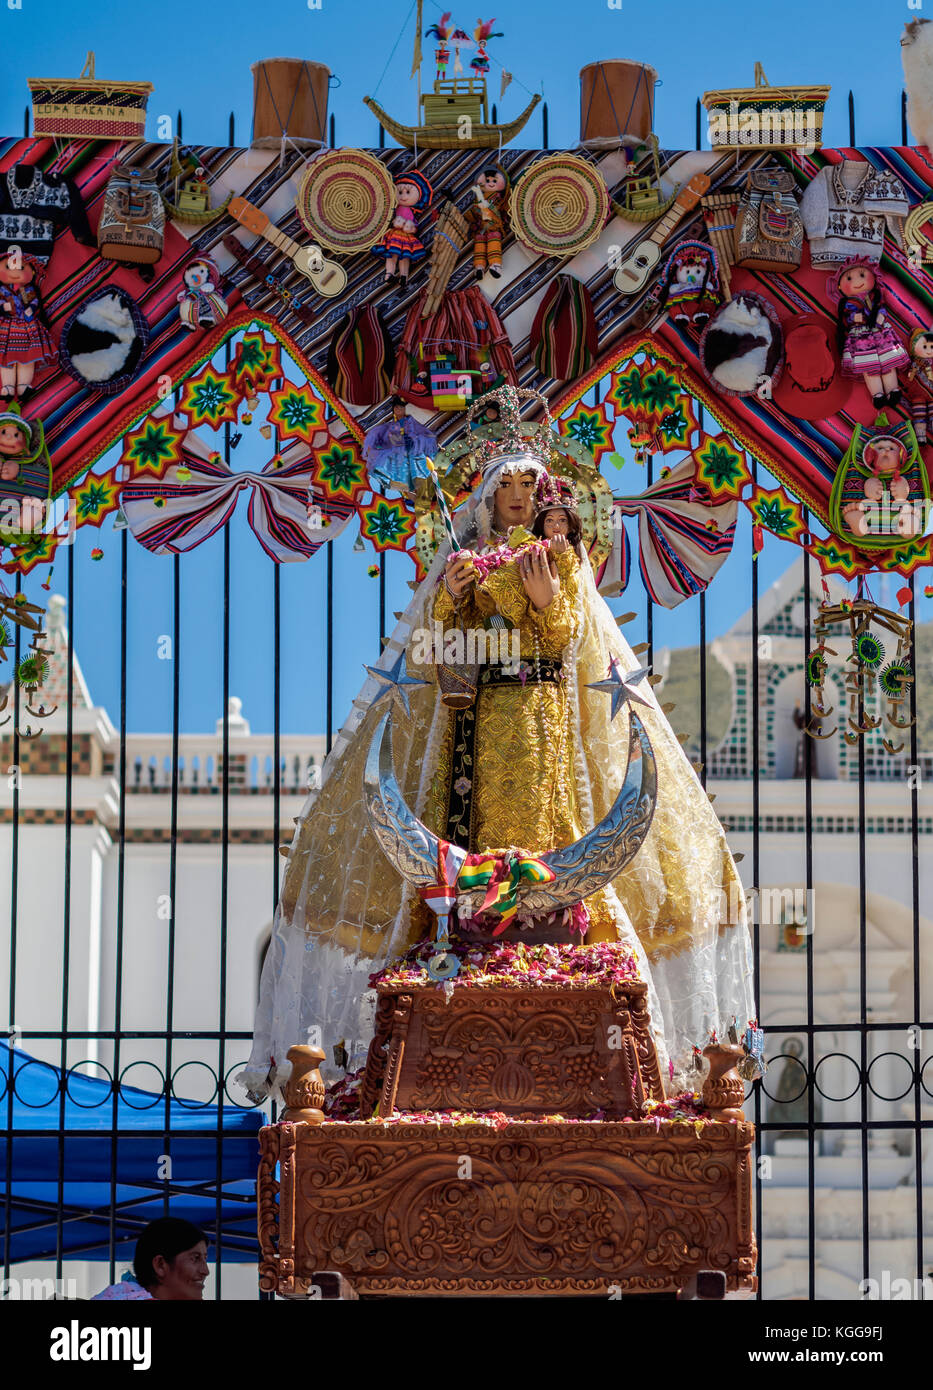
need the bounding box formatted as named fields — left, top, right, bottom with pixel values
left=530, top=274, right=597, bottom=381
left=613, top=459, right=738, bottom=608
left=119, top=428, right=335, bottom=562
left=2, top=127, right=932, bottom=583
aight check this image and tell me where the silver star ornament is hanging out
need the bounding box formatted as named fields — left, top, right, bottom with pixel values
left=586, top=658, right=652, bottom=720
left=363, top=650, right=429, bottom=720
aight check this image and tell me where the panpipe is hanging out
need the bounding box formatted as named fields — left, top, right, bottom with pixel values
left=701, top=190, right=739, bottom=299
left=422, top=199, right=470, bottom=318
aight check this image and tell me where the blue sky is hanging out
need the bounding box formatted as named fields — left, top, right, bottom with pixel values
left=2, top=1, right=931, bottom=734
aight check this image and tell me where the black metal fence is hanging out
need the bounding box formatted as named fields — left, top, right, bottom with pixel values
left=1, top=93, right=930, bottom=1302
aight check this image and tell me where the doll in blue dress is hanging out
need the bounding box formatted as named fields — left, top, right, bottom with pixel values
left=362, top=397, right=438, bottom=497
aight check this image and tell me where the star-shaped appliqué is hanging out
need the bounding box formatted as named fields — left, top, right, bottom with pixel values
left=363, top=649, right=429, bottom=720
left=586, top=657, right=652, bottom=719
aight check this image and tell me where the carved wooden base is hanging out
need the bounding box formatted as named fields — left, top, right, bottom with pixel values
left=359, top=982, right=666, bottom=1120
left=258, top=1118, right=758, bottom=1298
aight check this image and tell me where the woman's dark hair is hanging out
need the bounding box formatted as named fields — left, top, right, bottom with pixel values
left=134, top=1218, right=206, bottom=1289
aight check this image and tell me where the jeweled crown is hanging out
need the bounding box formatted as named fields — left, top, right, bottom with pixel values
left=467, top=384, right=555, bottom=476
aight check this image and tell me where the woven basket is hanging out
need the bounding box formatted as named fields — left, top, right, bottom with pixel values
left=438, top=660, right=479, bottom=709
left=702, top=65, right=829, bottom=151
left=510, top=153, right=609, bottom=258
left=28, top=77, right=153, bottom=142
left=295, top=149, right=395, bottom=255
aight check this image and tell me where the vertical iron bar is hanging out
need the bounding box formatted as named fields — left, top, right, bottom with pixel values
left=645, top=451, right=653, bottom=678
left=908, top=576, right=922, bottom=1285
left=379, top=121, right=385, bottom=148
left=2, top=574, right=23, bottom=1284
left=694, top=122, right=708, bottom=788
left=23, top=106, right=29, bottom=137
left=379, top=557, right=386, bottom=649
left=901, top=90, right=908, bottom=146
left=55, top=544, right=75, bottom=1279
left=228, top=113, right=236, bottom=147
left=215, top=408, right=232, bottom=1301
left=162, top=554, right=181, bottom=1215
left=108, top=528, right=129, bottom=1284
left=857, top=653, right=869, bottom=1287
left=177, top=110, right=183, bottom=143
left=848, top=90, right=856, bottom=147
left=542, top=101, right=548, bottom=149
left=750, top=457, right=762, bottom=1298
left=802, top=518, right=816, bottom=1301
left=329, top=113, right=336, bottom=148
left=326, top=543, right=334, bottom=755
left=695, top=97, right=702, bottom=151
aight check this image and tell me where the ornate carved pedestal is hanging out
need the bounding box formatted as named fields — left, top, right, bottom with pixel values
left=258, top=1117, right=757, bottom=1298
left=358, top=982, right=665, bottom=1120
left=257, top=993, right=758, bottom=1298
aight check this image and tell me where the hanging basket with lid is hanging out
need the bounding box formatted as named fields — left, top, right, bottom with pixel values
left=701, top=63, right=830, bottom=152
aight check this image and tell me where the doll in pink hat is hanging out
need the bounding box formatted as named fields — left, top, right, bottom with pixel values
left=830, top=257, right=908, bottom=409
left=372, top=170, right=434, bottom=287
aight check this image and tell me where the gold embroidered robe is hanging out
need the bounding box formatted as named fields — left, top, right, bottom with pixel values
left=425, top=547, right=616, bottom=941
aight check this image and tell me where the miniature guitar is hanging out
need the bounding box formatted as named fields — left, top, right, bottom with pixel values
left=612, top=173, right=711, bottom=295
left=228, top=196, right=348, bottom=297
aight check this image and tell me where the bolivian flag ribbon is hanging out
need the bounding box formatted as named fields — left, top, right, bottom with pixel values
left=457, top=850, right=556, bottom=933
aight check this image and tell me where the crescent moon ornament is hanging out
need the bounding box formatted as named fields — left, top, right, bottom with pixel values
left=363, top=706, right=658, bottom=917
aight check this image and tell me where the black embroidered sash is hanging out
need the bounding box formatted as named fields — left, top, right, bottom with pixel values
left=444, top=703, right=478, bottom=850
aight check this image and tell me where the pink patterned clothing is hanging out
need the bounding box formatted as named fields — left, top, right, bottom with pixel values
left=92, top=1279, right=154, bottom=1301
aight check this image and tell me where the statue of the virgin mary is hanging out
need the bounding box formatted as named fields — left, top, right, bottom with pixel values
left=240, top=386, right=754, bottom=1101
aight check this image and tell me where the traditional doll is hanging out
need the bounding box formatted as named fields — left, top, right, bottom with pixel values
left=0, top=251, right=54, bottom=402
left=840, top=434, right=919, bottom=538
left=470, top=18, right=503, bottom=76
left=531, top=472, right=586, bottom=560
left=0, top=403, right=50, bottom=525
left=905, top=327, right=933, bottom=443
left=464, top=165, right=510, bottom=280
left=372, top=170, right=433, bottom=287
left=830, top=256, right=908, bottom=408
left=0, top=410, right=32, bottom=479
left=425, top=11, right=453, bottom=79
left=177, top=259, right=229, bottom=332
left=654, top=241, right=721, bottom=330
left=362, top=397, right=438, bottom=497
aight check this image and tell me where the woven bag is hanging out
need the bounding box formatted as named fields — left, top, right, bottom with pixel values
left=531, top=275, right=598, bottom=382
left=97, top=165, right=164, bottom=266
left=326, top=305, right=395, bottom=406
left=734, top=167, right=803, bottom=272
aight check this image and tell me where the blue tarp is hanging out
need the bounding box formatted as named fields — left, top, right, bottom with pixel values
left=1, top=1043, right=267, bottom=1264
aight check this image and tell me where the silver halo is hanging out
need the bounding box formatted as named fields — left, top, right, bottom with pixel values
left=363, top=707, right=657, bottom=914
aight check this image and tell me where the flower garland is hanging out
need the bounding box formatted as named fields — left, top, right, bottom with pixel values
left=369, top=938, right=639, bottom=992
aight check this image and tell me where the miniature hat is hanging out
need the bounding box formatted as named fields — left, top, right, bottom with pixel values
left=908, top=325, right=933, bottom=355
left=0, top=402, right=34, bottom=446
left=771, top=313, right=853, bottom=421
left=395, top=168, right=434, bottom=211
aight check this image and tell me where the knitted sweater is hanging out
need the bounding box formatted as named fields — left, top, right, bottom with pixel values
left=0, top=165, right=94, bottom=261
left=799, top=161, right=907, bottom=266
